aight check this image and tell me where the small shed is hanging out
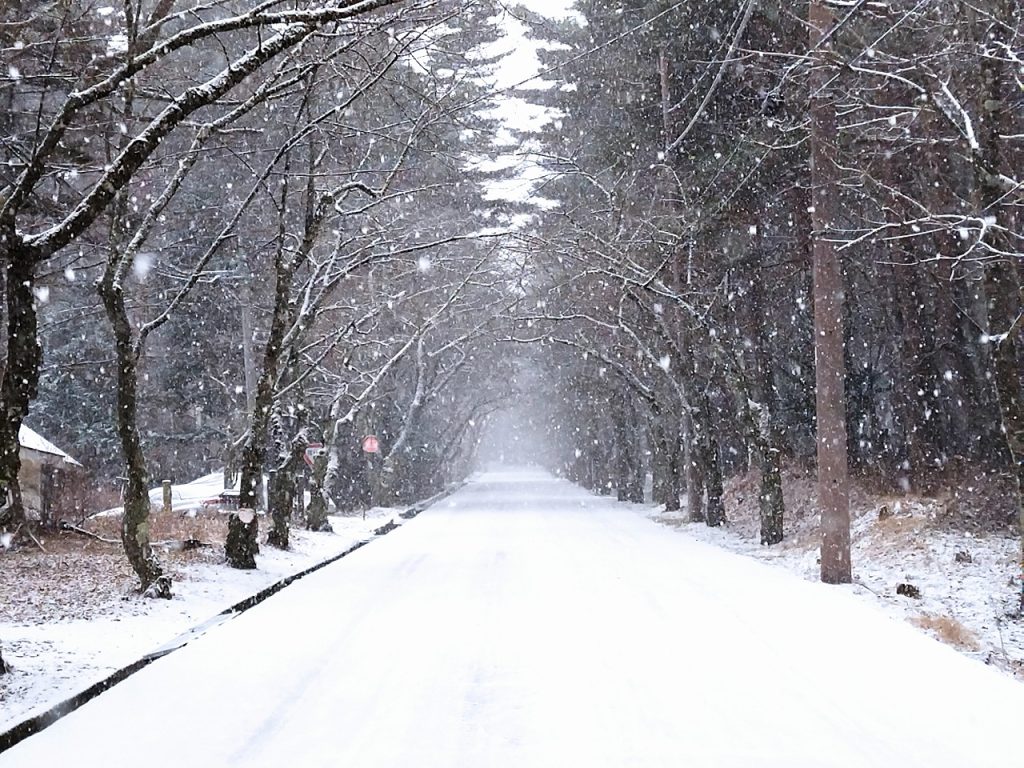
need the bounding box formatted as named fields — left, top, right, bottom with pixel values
left=19, top=424, right=82, bottom=524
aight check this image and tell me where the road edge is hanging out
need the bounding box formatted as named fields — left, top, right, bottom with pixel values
left=0, top=482, right=462, bottom=754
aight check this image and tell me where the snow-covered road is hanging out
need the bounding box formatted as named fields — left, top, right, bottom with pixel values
left=2, top=470, right=1022, bottom=767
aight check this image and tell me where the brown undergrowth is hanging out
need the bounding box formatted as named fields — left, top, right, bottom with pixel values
left=695, top=462, right=1022, bottom=674
left=0, top=508, right=230, bottom=624
left=719, top=462, right=1018, bottom=543
left=911, top=614, right=981, bottom=652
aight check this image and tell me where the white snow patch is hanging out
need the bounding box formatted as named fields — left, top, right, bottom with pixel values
left=19, top=424, right=80, bottom=466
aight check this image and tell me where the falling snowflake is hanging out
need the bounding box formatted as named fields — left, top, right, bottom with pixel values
left=133, top=252, right=153, bottom=280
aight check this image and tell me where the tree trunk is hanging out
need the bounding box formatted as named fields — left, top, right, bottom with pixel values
left=748, top=273, right=785, bottom=545
left=665, top=429, right=682, bottom=512
left=98, top=278, right=171, bottom=598
left=684, top=415, right=704, bottom=522
left=702, top=436, right=726, bottom=527
left=809, top=0, right=851, bottom=584
left=266, top=470, right=291, bottom=550
left=892, top=247, right=935, bottom=475
left=651, top=422, right=669, bottom=505
left=306, top=449, right=332, bottom=532
left=267, top=430, right=309, bottom=549
left=652, top=419, right=681, bottom=511
left=975, top=0, right=1023, bottom=609
left=759, top=442, right=785, bottom=545
left=0, top=243, right=40, bottom=532
left=690, top=392, right=725, bottom=527
left=231, top=250, right=293, bottom=567
left=930, top=255, right=974, bottom=459
left=987, top=262, right=1024, bottom=612
left=226, top=508, right=258, bottom=569
left=613, top=389, right=644, bottom=502
left=325, top=414, right=369, bottom=514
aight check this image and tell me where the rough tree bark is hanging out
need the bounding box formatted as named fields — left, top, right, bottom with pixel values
left=612, top=389, right=645, bottom=503
left=0, top=242, right=40, bottom=532
left=305, top=448, right=333, bottom=532
left=747, top=272, right=785, bottom=545
left=683, top=416, right=705, bottom=522
left=651, top=419, right=681, bottom=512
left=266, top=427, right=309, bottom=549
left=676, top=336, right=725, bottom=526
left=98, top=276, right=171, bottom=598
left=701, top=431, right=726, bottom=527
left=974, top=0, right=1024, bottom=610
left=809, top=0, right=851, bottom=584
left=0, top=0, right=407, bottom=568
left=229, top=224, right=296, bottom=568
left=683, top=379, right=725, bottom=527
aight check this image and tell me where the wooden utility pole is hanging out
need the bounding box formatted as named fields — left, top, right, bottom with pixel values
left=809, top=0, right=851, bottom=584
left=974, top=0, right=1024, bottom=611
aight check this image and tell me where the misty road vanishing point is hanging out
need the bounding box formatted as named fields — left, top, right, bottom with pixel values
left=2, top=470, right=1022, bottom=768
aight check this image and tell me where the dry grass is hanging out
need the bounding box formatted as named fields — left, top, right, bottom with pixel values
left=86, top=506, right=230, bottom=545
left=716, top=464, right=1013, bottom=561
left=858, top=511, right=933, bottom=559
left=718, top=466, right=884, bottom=549
left=0, top=509, right=229, bottom=624
left=911, top=613, right=982, bottom=652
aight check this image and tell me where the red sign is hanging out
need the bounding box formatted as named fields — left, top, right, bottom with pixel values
left=303, top=443, right=324, bottom=468
left=361, top=435, right=380, bottom=454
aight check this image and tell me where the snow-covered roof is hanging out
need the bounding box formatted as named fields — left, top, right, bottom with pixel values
left=19, top=424, right=82, bottom=467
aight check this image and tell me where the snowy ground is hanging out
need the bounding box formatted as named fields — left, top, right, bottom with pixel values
left=2, top=470, right=1022, bottom=767
left=92, top=470, right=268, bottom=517
left=0, top=508, right=397, bottom=732
left=640, top=470, right=1024, bottom=680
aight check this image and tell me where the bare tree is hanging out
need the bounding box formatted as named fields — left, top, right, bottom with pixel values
left=0, top=0, right=414, bottom=540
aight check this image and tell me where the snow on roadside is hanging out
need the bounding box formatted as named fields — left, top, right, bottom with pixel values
left=93, top=471, right=256, bottom=518
left=0, top=509, right=399, bottom=731
left=636, top=497, right=1024, bottom=681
